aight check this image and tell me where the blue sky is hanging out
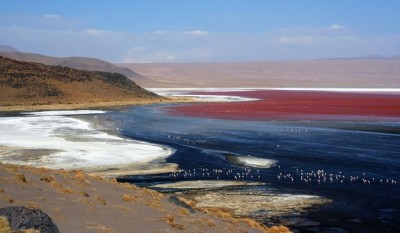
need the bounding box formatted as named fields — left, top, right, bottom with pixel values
left=0, top=0, right=399, bottom=62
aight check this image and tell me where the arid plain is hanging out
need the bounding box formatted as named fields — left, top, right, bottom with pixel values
left=119, top=58, right=400, bottom=88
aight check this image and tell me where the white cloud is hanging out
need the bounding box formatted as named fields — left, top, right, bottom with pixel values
left=330, top=24, right=345, bottom=29
left=0, top=24, right=399, bottom=63
left=84, top=28, right=114, bottom=36
left=147, top=29, right=209, bottom=37
left=184, top=30, right=210, bottom=37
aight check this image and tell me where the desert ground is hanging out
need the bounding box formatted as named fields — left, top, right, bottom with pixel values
left=0, top=163, right=290, bottom=233
left=118, top=58, right=400, bottom=88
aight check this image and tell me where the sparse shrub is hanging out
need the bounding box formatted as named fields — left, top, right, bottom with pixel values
left=74, top=170, right=86, bottom=182
left=40, top=175, right=55, bottom=183
left=122, top=194, right=136, bottom=203
left=0, top=216, right=12, bottom=233
left=79, top=191, right=90, bottom=197
left=95, top=195, right=107, bottom=205
left=143, top=188, right=163, bottom=197
left=26, top=202, right=39, bottom=209
left=179, top=208, right=190, bottom=216
left=267, top=225, right=291, bottom=233
left=51, top=182, right=72, bottom=194
left=162, top=214, right=186, bottom=230
left=178, top=197, right=195, bottom=207
left=201, top=207, right=231, bottom=218
left=145, top=197, right=161, bottom=208
left=19, top=229, right=41, bottom=233
left=15, top=173, right=28, bottom=183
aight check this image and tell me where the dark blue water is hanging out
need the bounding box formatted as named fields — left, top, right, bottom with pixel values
left=97, top=104, right=400, bottom=233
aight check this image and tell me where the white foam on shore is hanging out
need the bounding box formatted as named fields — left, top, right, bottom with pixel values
left=149, top=87, right=400, bottom=101
left=267, top=88, right=400, bottom=93
left=236, top=156, right=278, bottom=168
left=22, top=110, right=107, bottom=116
left=148, top=88, right=259, bottom=102
left=151, top=180, right=264, bottom=189
left=0, top=111, right=174, bottom=170
left=149, top=87, right=400, bottom=93
left=149, top=87, right=400, bottom=102
left=171, top=94, right=258, bottom=102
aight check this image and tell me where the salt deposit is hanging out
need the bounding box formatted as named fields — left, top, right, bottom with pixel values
left=0, top=110, right=174, bottom=171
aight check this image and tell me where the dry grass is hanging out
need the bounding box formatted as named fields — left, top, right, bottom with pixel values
left=73, top=170, right=86, bottom=183
left=0, top=216, right=40, bottom=233
left=0, top=216, right=12, bottom=233
left=51, top=182, right=72, bottom=194
left=4, top=165, right=18, bottom=173
left=86, top=224, right=117, bottom=233
left=143, top=188, right=163, bottom=198
left=113, top=205, right=130, bottom=213
left=79, top=191, right=90, bottom=197
left=120, top=182, right=137, bottom=191
left=39, top=175, right=55, bottom=183
left=162, top=214, right=186, bottom=230
left=15, top=173, right=28, bottom=183
left=95, top=195, right=107, bottom=205
left=177, top=197, right=196, bottom=207
left=267, top=225, right=291, bottom=233
left=200, top=207, right=232, bottom=218
left=145, top=197, right=161, bottom=208
left=26, top=201, right=39, bottom=209
left=122, top=194, right=136, bottom=203
left=17, top=230, right=40, bottom=233
left=59, top=170, right=70, bottom=178
left=179, top=208, right=190, bottom=216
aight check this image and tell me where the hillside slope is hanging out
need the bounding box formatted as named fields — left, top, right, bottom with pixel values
left=0, top=50, right=144, bottom=80
left=0, top=56, right=158, bottom=106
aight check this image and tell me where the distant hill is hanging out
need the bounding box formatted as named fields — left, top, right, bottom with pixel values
left=0, top=47, right=145, bottom=80
left=0, top=45, right=18, bottom=53
left=0, top=56, right=159, bottom=106
left=119, top=58, right=400, bottom=88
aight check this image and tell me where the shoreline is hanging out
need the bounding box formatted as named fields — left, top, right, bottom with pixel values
left=0, top=163, right=286, bottom=233
left=0, top=96, right=198, bottom=113
left=0, top=110, right=179, bottom=178
left=0, top=108, right=291, bottom=232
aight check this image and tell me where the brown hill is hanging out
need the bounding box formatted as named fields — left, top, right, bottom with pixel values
left=0, top=56, right=159, bottom=106
left=0, top=50, right=145, bottom=80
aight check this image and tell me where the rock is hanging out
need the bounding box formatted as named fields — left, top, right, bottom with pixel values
left=0, top=206, right=59, bottom=233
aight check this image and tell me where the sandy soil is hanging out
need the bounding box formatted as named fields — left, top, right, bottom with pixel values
left=0, top=96, right=196, bottom=112
left=0, top=163, right=291, bottom=233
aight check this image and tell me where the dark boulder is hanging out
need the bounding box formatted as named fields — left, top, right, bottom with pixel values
left=0, top=206, right=59, bottom=233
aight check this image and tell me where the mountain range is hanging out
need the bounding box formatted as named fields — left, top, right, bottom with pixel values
left=0, top=46, right=144, bottom=80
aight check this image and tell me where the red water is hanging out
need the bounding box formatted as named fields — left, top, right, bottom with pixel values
left=165, top=90, right=400, bottom=121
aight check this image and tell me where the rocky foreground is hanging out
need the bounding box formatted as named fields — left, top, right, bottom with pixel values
left=0, top=163, right=291, bottom=233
